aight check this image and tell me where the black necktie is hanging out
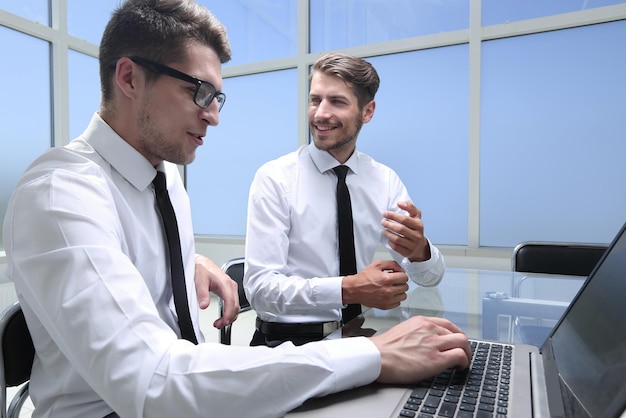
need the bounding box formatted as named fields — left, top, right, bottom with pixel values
left=333, top=165, right=362, bottom=323
left=153, top=171, right=198, bottom=344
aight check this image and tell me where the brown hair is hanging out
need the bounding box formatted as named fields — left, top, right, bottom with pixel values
left=99, top=0, right=231, bottom=104
left=310, top=52, right=380, bottom=109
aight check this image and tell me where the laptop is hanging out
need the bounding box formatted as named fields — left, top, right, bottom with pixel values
left=287, top=222, right=626, bottom=418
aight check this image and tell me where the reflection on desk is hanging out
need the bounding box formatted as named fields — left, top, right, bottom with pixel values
left=333, top=268, right=585, bottom=347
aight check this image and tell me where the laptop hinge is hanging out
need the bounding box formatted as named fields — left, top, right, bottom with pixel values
left=530, top=352, right=550, bottom=418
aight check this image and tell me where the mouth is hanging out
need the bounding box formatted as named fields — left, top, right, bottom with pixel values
left=312, top=123, right=338, bottom=134
left=189, top=132, right=204, bottom=146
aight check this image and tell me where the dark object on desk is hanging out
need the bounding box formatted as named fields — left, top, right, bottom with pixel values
left=0, top=301, right=34, bottom=418
left=511, top=241, right=608, bottom=346
left=219, top=257, right=251, bottom=345
left=512, top=241, right=607, bottom=276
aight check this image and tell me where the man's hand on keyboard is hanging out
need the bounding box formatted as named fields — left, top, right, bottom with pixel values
left=370, top=315, right=472, bottom=384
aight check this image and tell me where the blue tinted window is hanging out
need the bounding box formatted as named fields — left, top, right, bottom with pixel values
left=0, top=27, right=51, bottom=247
left=0, top=0, right=48, bottom=25
left=68, top=50, right=101, bottom=139
left=310, top=0, right=469, bottom=52
left=200, top=0, right=297, bottom=66
left=483, top=0, right=626, bottom=26
left=187, top=69, right=299, bottom=235
left=67, top=0, right=120, bottom=44
left=358, top=47, right=470, bottom=245
left=3, top=1, right=626, bottom=250
left=480, top=20, right=626, bottom=246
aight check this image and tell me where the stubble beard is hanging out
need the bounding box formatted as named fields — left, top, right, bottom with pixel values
left=137, top=104, right=195, bottom=166
left=312, top=116, right=363, bottom=152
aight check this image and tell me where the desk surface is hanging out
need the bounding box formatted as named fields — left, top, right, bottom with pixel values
left=0, top=268, right=586, bottom=345
left=3, top=268, right=588, bottom=417
left=288, top=269, right=587, bottom=416
left=332, top=267, right=586, bottom=347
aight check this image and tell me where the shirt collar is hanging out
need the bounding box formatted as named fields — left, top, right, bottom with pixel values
left=85, top=113, right=157, bottom=192
left=307, top=142, right=359, bottom=175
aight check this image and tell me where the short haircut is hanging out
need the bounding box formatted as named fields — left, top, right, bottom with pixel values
left=310, top=53, right=380, bottom=109
left=99, top=0, right=231, bottom=104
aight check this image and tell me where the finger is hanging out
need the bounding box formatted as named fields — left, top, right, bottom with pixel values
left=397, top=201, right=420, bottom=219
left=195, top=280, right=211, bottom=310
left=375, top=259, right=404, bottom=272
left=382, top=214, right=423, bottom=241
left=212, top=278, right=240, bottom=327
left=395, top=290, right=408, bottom=302
left=383, top=229, right=414, bottom=254
left=214, top=299, right=240, bottom=329
left=425, top=327, right=471, bottom=368
left=381, top=211, right=409, bottom=228
left=383, top=228, right=409, bottom=245
left=439, top=332, right=472, bottom=364
left=386, top=272, right=409, bottom=286
left=382, top=218, right=407, bottom=238
left=213, top=313, right=239, bottom=330
left=383, top=202, right=421, bottom=221
left=441, top=346, right=472, bottom=371
left=380, top=284, right=407, bottom=299
left=426, top=316, right=467, bottom=335
left=378, top=286, right=408, bottom=310
left=437, top=333, right=472, bottom=369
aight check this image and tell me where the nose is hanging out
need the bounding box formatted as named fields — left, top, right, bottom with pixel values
left=313, top=99, right=332, bottom=120
left=201, top=101, right=220, bottom=126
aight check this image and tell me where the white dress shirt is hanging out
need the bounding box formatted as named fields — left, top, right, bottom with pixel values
left=245, top=143, right=445, bottom=323
left=2, top=114, right=381, bottom=418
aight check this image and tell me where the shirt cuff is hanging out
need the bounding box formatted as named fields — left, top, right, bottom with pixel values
left=310, top=275, right=345, bottom=307
left=401, top=239, right=445, bottom=286
left=318, top=337, right=381, bottom=395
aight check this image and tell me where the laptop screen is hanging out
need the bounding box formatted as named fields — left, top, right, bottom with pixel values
left=547, top=222, right=626, bottom=417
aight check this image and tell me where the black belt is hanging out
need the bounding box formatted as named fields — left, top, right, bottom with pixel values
left=256, top=317, right=342, bottom=338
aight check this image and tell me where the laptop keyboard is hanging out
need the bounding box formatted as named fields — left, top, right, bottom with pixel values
left=398, top=341, right=512, bottom=418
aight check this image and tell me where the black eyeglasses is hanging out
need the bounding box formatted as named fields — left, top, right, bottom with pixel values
left=127, top=56, right=226, bottom=111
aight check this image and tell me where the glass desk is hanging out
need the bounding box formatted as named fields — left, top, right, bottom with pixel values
left=288, top=268, right=588, bottom=417
left=332, top=268, right=586, bottom=347
left=0, top=267, right=586, bottom=347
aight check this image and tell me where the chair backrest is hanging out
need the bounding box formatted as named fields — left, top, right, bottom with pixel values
left=0, top=301, right=34, bottom=418
left=512, top=242, right=608, bottom=276
left=219, top=257, right=251, bottom=345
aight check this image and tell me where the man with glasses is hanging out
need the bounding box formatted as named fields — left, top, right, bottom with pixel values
left=3, top=1, right=470, bottom=417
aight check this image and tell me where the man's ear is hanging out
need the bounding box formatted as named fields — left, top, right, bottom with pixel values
left=113, top=57, right=141, bottom=101
left=362, top=100, right=376, bottom=123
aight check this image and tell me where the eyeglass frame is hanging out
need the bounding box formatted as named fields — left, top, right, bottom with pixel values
left=117, top=56, right=226, bottom=111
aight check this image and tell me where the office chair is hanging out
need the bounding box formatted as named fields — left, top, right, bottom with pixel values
left=512, top=241, right=608, bottom=277
left=0, top=301, right=34, bottom=418
left=219, top=257, right=251, bottom=345
left=510, top=242, right=607, bottom=346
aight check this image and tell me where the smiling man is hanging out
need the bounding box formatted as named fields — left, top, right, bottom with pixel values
left=245, top=52, right=447, bottom=347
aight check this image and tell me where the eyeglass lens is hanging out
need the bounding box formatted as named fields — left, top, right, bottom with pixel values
left=196, top=83, right=225, bottom=111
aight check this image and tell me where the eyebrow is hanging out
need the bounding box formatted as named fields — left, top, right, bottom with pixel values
left=309, top=93, right=351, bottom=101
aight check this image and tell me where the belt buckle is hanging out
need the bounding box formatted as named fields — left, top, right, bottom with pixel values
left=322, top=321, right=341, bottom=336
